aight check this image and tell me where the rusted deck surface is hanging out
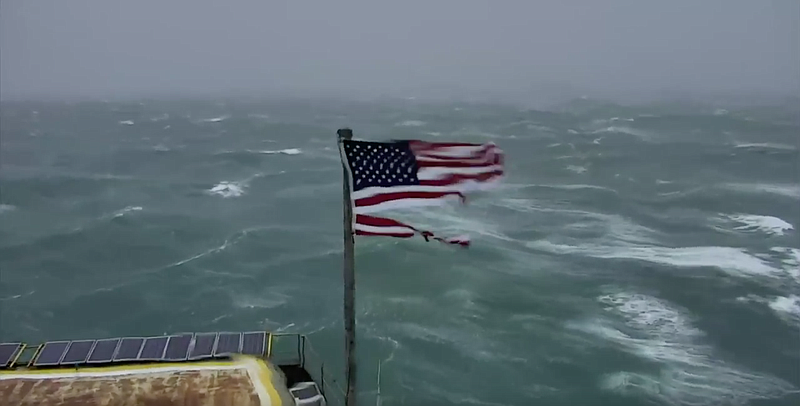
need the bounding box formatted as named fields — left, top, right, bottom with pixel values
left=0, top=357, right=293, bottom=406
left=0, top=368, right=261, bottom=406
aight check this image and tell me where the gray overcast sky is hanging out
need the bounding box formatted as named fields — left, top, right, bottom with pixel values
left=1, top=0, right=798, bottom=99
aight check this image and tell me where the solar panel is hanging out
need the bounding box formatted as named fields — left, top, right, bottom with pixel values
left=163, top=334, right=192, bottom=361
left=0, top=343, right=22, bottom=368
left=188, top=333, right=217, bottom=360
left=241, top=332, right=266, bottom=356
left=61, top=340, right=95, bottom=365
left=87, top=338, right=120, bottom=364
left=34, top=341, right=70, bottom=366
left=114, top=337, right=144, bottom=361
left=214, top=332, right=242, bottom=356
left=138, top=337, right=168, bottom=360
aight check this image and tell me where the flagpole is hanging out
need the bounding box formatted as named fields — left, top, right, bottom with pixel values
left=337, top=128, right=357, bottom=406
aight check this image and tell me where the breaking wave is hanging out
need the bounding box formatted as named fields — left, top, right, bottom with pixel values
left=722, top=213, right=794, bottom=236
left=527, top=241, right=780, bottom=279
left=207, top=181, right=246, bottom=198
left=206, top=173, right=264, bottom=198
left=573, top=292, right=796, bottom=405
left=111, top=206, right=142, bottom=219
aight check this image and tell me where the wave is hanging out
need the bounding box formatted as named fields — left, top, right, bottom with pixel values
left=149, top=113, right=169, bottom=122
left=573, top=292, right=796, bottom=405
left=736, top=293, right=800, bottom=327
left=198, top=115, right=230, bottom=123
left=771, top=247, right=800, bottom=282
left=588, top=126, right=650, bottom=140
left=207, top=181, right=246, bottom=198
left=768, top=295, right=800, bottom=325
left=110, top=206, right=142, bottom=219
left=395, top=120, right=425, bottom=127
left=720, top=183, right=800, bottom=200
left=510, top=183, right=618, bottom=194
left=231, top=290, right=291, bottom=310
left=592, top=117, right=635, bottom=125
left=722, top=213, right=794, bottom=236
left=734, top=142, right=796, bottom=151
left=566, top=165, right=588, bottom=174
left=257, top=148, right=302, bottom=155
left=527, top=241, right=780, bottom=278
left=0, top=204, right=16, bottom=214
left=161, top=227, right=267, bottom=270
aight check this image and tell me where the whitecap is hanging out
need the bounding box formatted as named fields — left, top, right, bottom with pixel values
left=258, top=148, right=302, bottom=155
left=723, top=214, right=794, bottom=236
left=770, top=247, right=800, bottom=282
left=153, top=144, right=170, bottom=152
left=395, top=120, right=425, bottom=127
left=111, top=206, right=143, bottom=218
left=734, top=142, right=796, bottom=151
left=721, top=183, right=800, bottom=199
left=118, top=120, right=134, bottom=125
left=199, top=115, right=230, bottom=123
left=566, top=165, right=588, bottom=174
left=735, top=292, right=800, bottom=327
left=768, top=295, right=800, bottom=324
left=567, top=129, right=579, bottom=134
left=0, top=204, right=16, bottom=214
left=207, top=181, right=246, bottom=198
left=572, top=292, right=796, bottom=405
left=527, top=241, right=780, bottom=278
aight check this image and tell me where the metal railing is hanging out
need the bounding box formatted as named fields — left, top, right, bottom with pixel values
left=268, top=333, right=346, bottom=405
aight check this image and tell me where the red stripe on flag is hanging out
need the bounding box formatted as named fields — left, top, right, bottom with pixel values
left=355, top=229, right=414, bottom=238
left=355, top=214, right=470, bottom=247
left=356, top=214, right=411, bottom=228
left=355, top=190, right=465, bottom=208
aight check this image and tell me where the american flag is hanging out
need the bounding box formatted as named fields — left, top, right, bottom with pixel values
left=340, top=139, right=504, bottom=246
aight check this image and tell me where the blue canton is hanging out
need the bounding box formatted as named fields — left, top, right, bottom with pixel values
left=342, top=140, right=421, bottom=192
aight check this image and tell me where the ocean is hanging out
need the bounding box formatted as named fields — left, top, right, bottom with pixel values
left=1, top=96, right=798, bottom=406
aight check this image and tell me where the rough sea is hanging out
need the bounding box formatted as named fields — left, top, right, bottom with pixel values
left=1, top=96, right=798, bottom=406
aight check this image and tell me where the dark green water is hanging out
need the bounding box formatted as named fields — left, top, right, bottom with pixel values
left=1, top=97, right=799, bottom=405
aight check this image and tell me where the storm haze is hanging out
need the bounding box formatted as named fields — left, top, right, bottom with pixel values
left=1, top=0, right=798, bottom=101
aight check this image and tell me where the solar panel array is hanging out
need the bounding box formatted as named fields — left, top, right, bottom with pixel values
left=0, top=343, right=23, bottom=368
left=0, top=331, right=267, bottom=369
